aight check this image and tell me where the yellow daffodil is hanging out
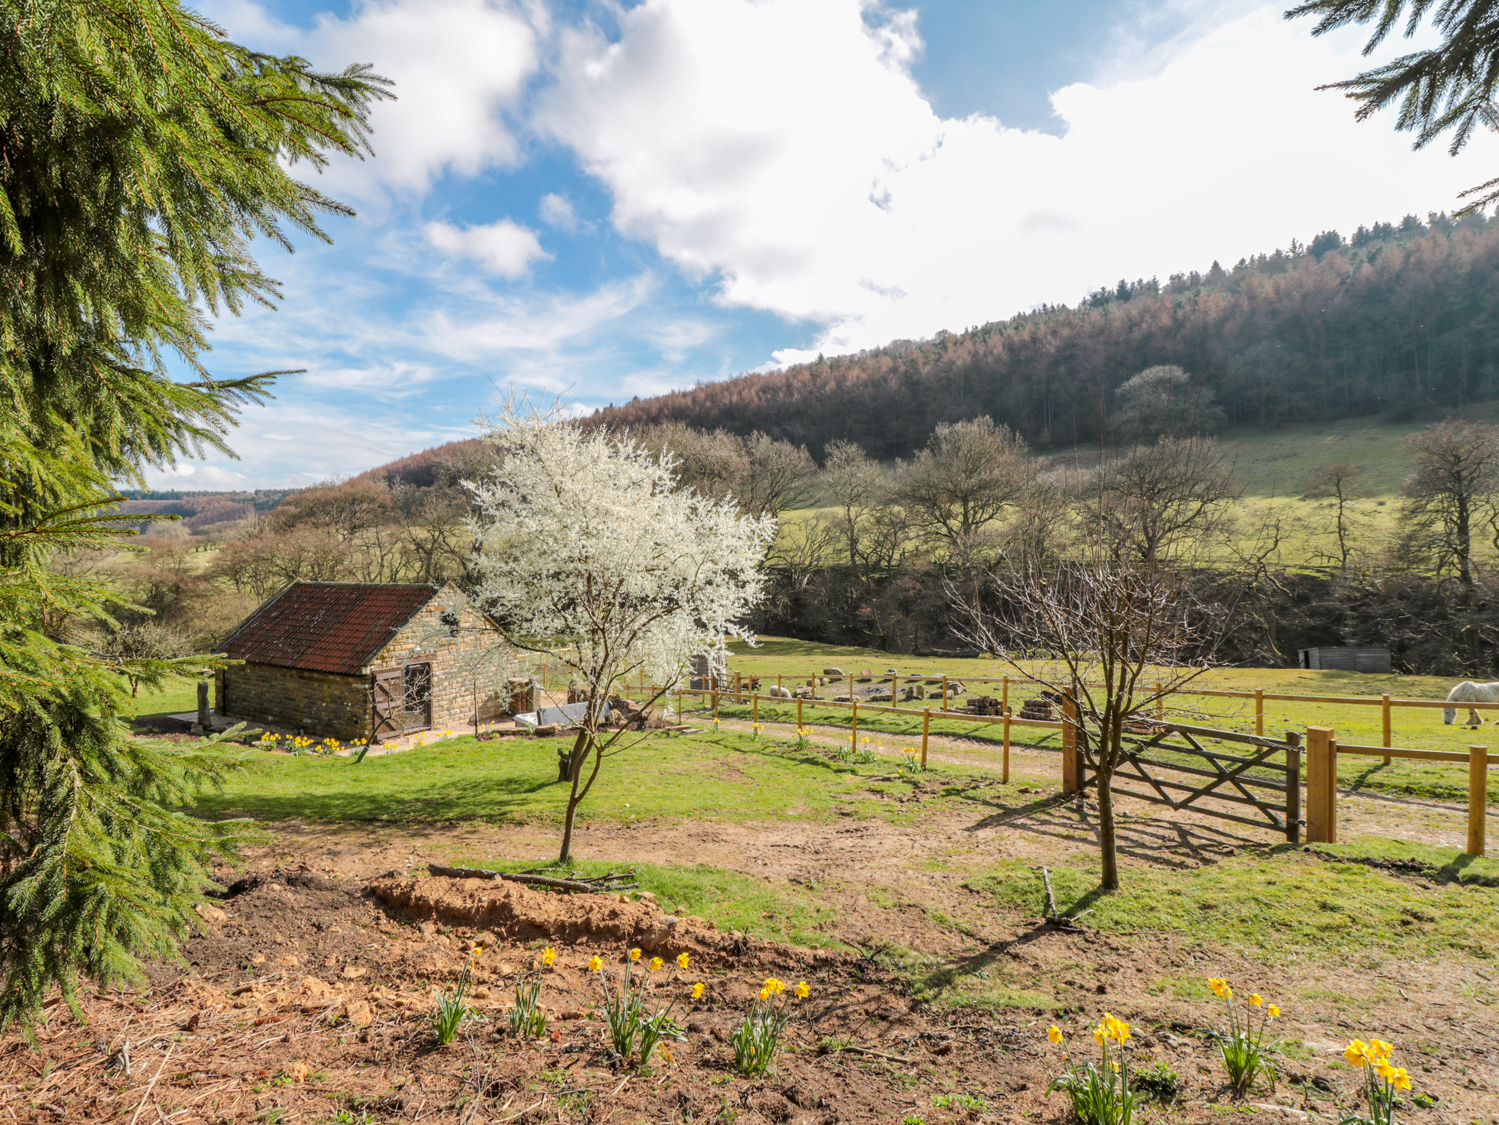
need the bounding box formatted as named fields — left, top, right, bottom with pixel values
left=1374, top=1059, right=1396, bottom=1081
left=677, top=952, right=690, bottom=970
left=473, top=945, right=485, bottom=956
left=541, top=947, right=557, bottom=967
left=629, top=947, right=642, bottom=962
left=650, top=956, right=664, bottom=972
left=1094, top=1025, right=1106, bottom=1045
left=1249, top=994, right=1262, bottom=1006
left=1110, top=1059, right=1120, bottom=1073
left=795, top=981, right=810, bottom=999
left=1390, top=1067, right=1412, bottom=1091
left=758, top=988, right=770, bottom=1002
left=1345, top=1040, right=1369, bottom=1067
left=1267, top=1004, right=1280, bottom=1019
left=1367, top=1039, right=1392, bottom=1062
left=1208, top=977, right=1229, bottom=998
left=589, top=955, right=603, bottom=972
left=1047, top=1025, right=1063, bottom=1045
left=692, top=983, right=704, bottom=1000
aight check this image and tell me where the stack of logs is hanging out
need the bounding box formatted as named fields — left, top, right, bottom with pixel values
left=1018, top=694, right=1058, bottom=721
left=964, top=696, right=1005, bottom=716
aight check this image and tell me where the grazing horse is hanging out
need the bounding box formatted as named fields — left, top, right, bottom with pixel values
left=1443, top=680, right=1499, bottom=726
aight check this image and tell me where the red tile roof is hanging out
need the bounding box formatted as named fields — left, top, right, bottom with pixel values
left=221, top=582, right=441, bottom=675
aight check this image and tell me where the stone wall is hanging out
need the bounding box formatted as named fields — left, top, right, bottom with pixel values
left=216, top=663, right=370, bottom=741
left=216, top=585, right=510, bottom=741
left=367, top=588, right=507, bottom=735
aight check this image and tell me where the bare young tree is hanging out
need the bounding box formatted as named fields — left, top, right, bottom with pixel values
left=1305, top=461, right=1368, bottom=569
left=954, top=556, right=1212, bottom=890
left=1091, top=437, right=1241, bottom=567
left=1401, top=418, right=1499, bottom=589
left=1112, top=365, right=1226, bottom=444
left=894, top=417, right=1034, bottom=569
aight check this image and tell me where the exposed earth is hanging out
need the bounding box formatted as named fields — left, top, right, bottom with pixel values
left=2, top=733, right=1496, bottom=1124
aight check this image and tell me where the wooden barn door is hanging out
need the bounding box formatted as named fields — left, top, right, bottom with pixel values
left=371, top=669, right=403, bottom=741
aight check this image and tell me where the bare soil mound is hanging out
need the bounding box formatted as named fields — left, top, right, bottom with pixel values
left=370, top=874, right=811, bottom=963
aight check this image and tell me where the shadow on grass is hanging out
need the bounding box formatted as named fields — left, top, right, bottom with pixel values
left=188, top=770, right=562, bottom=824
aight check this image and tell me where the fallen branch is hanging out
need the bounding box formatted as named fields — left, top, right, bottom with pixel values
left=818, top=1043, right=914, bottom=1064
left=426, top=863, right=639, bottom=893
left=127, top=1044, right=172, bottom=1125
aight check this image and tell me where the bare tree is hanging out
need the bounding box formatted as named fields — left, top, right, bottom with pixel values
left=954, top=556, right=1212, bottom=890
left=821, top=439, right=884, bottom=570
left=894, top=417, right=1034, bottom=569
left=1401, top=418, right=1499, bottom=589
left=1112, top=365, right=1226, bottom=444
left=1091, top=437, right=1240, bottom=567
left=737, top=431, right=817, bottom=518
left=1305, top=462, right=1368, bottom=569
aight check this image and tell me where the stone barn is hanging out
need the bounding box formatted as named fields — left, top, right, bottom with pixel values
left=216, top=581, right=505, bottom=742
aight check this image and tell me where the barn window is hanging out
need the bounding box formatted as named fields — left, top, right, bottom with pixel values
left=402, top=663, right=432, bottom=731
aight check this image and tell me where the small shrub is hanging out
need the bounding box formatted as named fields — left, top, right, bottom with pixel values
left=1046, top=1014, right=1137, bottom=1125
left=932, top=1093, right=987, bottom=1111
left=506, top=946, right=556, bottom=1038
left=591, top=949, right=694, bottom=1068
left=1338, top=1037, right=1412, bottom=1125
left=1132, top=1060, right=1179, bottom=1103
left=1205, top=977, right=1279, bottom=1095
left=731, top=977, right=810, bottom=1076
left=430, top=945, right=484, bottom=1045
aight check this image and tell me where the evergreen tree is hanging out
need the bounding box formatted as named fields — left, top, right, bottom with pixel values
left=1289, top=1, right=1499, bottom=211
left=0, top=1, right=389, bottom=1034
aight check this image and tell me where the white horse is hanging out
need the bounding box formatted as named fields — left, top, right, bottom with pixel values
left=1443, top=680, right=1499, bottom=726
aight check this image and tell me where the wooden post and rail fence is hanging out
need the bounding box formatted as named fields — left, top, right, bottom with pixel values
left=666, top=680, right=1493, bottom=857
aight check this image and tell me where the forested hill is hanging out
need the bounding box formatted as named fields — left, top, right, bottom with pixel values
left=590, top=213, right=1499, bottom=459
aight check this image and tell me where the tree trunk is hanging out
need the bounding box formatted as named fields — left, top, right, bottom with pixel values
left=557, top=728, right=591, bottom=863
left=1097, top=764, right=1119, bottom=890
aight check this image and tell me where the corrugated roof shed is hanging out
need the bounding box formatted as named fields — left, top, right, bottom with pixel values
left=221, top=582, right=440, bottom=675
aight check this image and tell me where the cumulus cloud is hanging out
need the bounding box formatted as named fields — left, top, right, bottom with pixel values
left=204, top=0, right=539, bottom=196
left=425, top=218, right=551, bottom=276
left=539, top=192, right=582, bottom=231
left=538, top=0, right=1499, bottom=363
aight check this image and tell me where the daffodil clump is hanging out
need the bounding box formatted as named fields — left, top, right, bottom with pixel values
left=897, top=746, right=923, bottom=775
left=790, top=725, right=814, bottom=751
left=853, top=736, right=878, bottom=765
left=1046, top=1013, right=1137, bottom=1125
left=1341, top=1037, right=1413, bottom=1125
left=256, top=732, right=342, bottom=757
left=751, top=722, right=763, bottom=741
left=1206, top=977, right=1280, bottom=1095
left=507, top=946, right=556, bottom=1039
left=431, top=943, right=485, bottom=1045
left=730, top=977, right=811, bottom=1077
left=591, top=948, right=697, bottom=1069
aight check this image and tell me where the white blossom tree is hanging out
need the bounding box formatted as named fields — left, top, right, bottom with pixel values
left=467, top=404, right=776, bottom=861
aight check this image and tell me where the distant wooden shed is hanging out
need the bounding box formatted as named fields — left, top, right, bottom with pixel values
left=1297, top=646, right=1393, bottom=674
left=216, top=581, right=504, bottom=742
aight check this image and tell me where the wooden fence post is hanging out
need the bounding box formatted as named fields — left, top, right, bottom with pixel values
left=811, top=673, right=818, bottom=700
left=921, top=708, right=930, bottom=769
left=777, top=674, right=783, bottom=699
left=1155, top=681, right=1164, bottom=720
left=752, top=692, right=759, bottom=728
left=1003, top=707, right=1011, bottom=784
left=851, top=698, right=859, bottom=748
left=1305, top=726, right=1337, bottom=844
left=797, top=697, right=804, bottom=730
left=713, top=691, right=720, bottom=725
left=1061, top=691, right=1080, bottom=795
left=1285, top=736, right=1301, bottom=844
left=1469, top=745, right=1488, bottom=857
left=677, top=689, right=683, bottom=723
left=1382, top=695, right=1392, bottom=764
left=1001, top=675, right=1008, bottom=717
left=942, top=676, right=949, bottom=711
left=1255, top=688, right=1264, bottom=738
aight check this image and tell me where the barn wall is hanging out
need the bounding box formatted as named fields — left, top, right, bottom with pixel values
left=368, top=590, right=507, bottom=733
left=216, top=664, right=371, bottom=740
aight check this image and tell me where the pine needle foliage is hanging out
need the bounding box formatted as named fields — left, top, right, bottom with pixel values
left=0, top=1, right=389, bottom=1035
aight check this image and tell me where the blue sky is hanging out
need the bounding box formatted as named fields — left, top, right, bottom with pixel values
left=156, top=0, right=1494, bottom=491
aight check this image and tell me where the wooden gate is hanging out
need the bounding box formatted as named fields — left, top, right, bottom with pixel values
left=371, top=668, right=404, bottom=742
left=1075, top=720, right=1303, bottom=842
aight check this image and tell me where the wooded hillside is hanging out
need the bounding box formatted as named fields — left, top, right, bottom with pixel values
left=592, top=213, right=1499, bottom=457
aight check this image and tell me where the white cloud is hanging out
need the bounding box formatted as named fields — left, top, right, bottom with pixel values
left=423, top=273, right=657, bottom=361
left=539, top=192, right=581, bottom=230
left=538, top=0, right=1499, bottom=363
left=205, top=0, right=539, bottom=196
left=425, top=218, right=551, bottom=276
